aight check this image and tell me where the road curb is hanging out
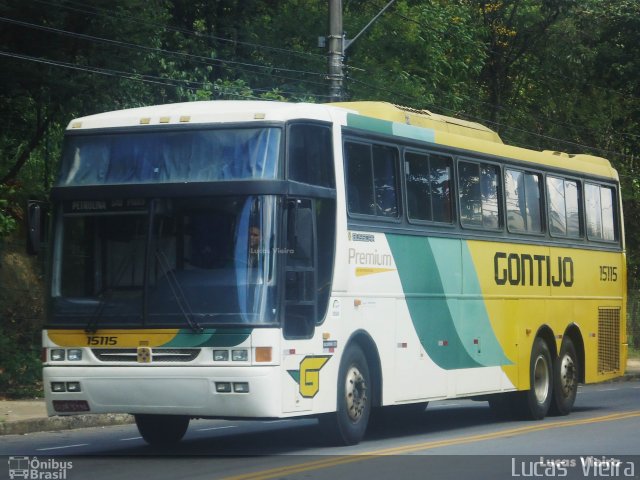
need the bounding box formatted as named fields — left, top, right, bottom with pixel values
left=0, top=413, right=134, bottom=436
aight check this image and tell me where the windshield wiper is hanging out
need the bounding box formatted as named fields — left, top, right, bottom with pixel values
left=85, top=239, right=141, bottom=334
left=154, top=249, right=204, bottom=334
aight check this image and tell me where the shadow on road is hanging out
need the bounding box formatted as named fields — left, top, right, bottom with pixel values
left=83, top=398, right=612, bottom=457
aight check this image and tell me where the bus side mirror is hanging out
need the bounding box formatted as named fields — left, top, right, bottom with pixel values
left=26, top=200, right=48, bottom=255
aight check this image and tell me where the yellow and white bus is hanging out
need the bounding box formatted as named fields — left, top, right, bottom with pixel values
left=41, top=100, right=627, bottom=446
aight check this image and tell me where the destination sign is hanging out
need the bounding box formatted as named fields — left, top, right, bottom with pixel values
left=63, top=198, right=147, bottom=214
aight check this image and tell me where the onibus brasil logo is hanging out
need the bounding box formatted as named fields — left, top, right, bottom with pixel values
left=287, top=355, right=331, bottom=398
left=8, top=456, right=73, bottom=479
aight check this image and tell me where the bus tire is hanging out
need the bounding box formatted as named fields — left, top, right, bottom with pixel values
left=135, top=414, right=190, bottom=447
left=549, top=338, right=579, bottom=416
left=319, top=344, right=371, bottom=445
left=514, top=337, right=553, bottom=420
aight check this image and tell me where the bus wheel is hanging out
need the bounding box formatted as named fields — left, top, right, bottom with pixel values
left=549, top=338, right=578, bottom=416
left=515, top=337, right=553, bottom=420
left=319, top=344, right=371, bottom=445
left=135, top=414, right=190, bottom=447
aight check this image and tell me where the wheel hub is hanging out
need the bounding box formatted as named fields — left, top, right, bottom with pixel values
left=345, top=366, right=367, bottom=422
left=559, top=354, right=576, bottom=397
left=533, top=354, right=550, bottom=404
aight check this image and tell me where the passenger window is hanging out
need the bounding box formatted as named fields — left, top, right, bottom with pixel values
left=458, top=161, right=501, bottom=228
left=345, top=141, right=399, bottom=218
left=405, top=151, right=452, bottom=223
left=547, top=176, right=581, bottom=238
left=505, top=169, right=542, bottom=233
left=373, top=145, right=399, bottom=217
left=346, top=142, right=374, bottom=215
left=585, top=183, right=616, bottom=241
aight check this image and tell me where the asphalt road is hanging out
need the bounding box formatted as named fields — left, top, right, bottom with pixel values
left=2, top=380, right=640, bottom=480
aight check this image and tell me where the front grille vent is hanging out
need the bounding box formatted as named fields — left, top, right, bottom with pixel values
left=597, top=307, right=620, bottom=374
left=92, top=348, right=200, bottom=363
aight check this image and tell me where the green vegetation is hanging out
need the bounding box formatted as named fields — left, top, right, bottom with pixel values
left=1, top=0, right=639, bottom=397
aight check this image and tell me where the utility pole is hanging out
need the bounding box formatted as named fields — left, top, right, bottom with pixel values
left=326, top=0, right=397, bottom=102
left=328, top=0, right=344, bottom=103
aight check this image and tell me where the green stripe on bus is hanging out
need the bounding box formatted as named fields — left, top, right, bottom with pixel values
left=347, top=113, right=394, bottom=136
left=163, top=328, right=252, bottom=347
left=387, top=234, right=510, bottom=370
left=346, top=113, right=435, bottom=143
left=392, top=123, right=435, bottom=143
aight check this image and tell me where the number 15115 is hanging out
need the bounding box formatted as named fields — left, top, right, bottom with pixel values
left=599, top=266, right=618, bottom=282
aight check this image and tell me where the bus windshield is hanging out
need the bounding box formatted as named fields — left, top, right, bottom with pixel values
left=52, top=195, right=279, bottom=328
left=57, top=127, right=281, bottom=186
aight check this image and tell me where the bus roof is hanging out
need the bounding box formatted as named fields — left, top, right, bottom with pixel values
left=65, top=101, right=337, bottom=130
left=66, top=100, right=617, bottom=181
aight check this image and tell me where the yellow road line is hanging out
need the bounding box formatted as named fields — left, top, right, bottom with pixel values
left=222, top=410, right=640, bottom=480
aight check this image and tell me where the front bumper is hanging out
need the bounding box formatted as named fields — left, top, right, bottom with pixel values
left=44, top=365, right=283, bottom=418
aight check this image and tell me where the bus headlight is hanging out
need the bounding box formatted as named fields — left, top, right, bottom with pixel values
left=232, top=349, right=248, bottom=362
left=67, top=349, right=83, bottom=361
left=50, top=349, right=65, bottom=362
left=213, top=350, right=229, bottom=362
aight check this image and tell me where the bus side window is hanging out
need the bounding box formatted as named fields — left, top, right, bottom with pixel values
left=459, top=160, right=501, bottom=229
left=373, top=145, right=399, bottom=218
left=288, top=124, right=335, bottom=188
left=346, top=142, right=374, bottom=215
left=405, top=151, right=431, bottom=221
left=405, top=152, right=452, bottom=223
left=506, top=169, right=542, bottom=233
left=345, top=141, right=399, bottom=218
left=585, top=183, right=617, bottom=241
left=547, top=176, right=582, bottom=238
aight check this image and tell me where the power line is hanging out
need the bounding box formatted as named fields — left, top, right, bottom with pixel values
left=32, top=0, right=327, bottom=63
left=0, top=15, right=333, bottom=94
left=0, top=50, right=332, bottom=100
left=0, top=16, right=328, bottom=80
